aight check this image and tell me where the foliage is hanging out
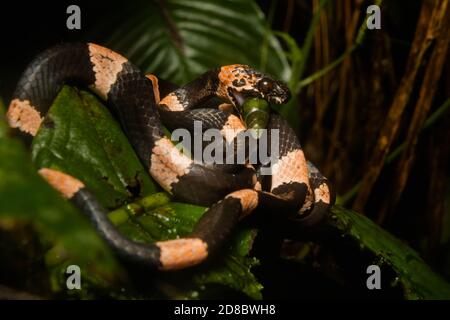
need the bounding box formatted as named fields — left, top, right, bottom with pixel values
left=2, top=85, right=448, bottom=299
left=0, top=0, right=449, bottom=300
left=0, top=86, right=262, bottom=299
left=329, top=206, right=450, bottom=299
left=103, top=0, right=291, bottom=85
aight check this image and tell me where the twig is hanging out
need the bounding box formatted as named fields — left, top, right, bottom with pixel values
left=339, top=98, right=450, bottom=206
left=325, top=0, right=363, bottom=176
left=260, top=0, right=278, bottom=72
left=157, top=0, right=184, bottom=53
left=377, top=0, right=450, bottom=224
left=283, top=0, right=295, bottom=33
left=290, top=0, right=329, bottom=93
left=352, top=0, right=439, bottom=212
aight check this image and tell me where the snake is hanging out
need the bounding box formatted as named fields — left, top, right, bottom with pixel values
left=6, top=43, right=335, bottom=270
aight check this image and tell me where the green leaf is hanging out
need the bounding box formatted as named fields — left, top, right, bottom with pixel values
left=32, top=86, right=158, bottom=209
left=102, top=0, right=290, bottom=85
left=0, top=123, right=125, bottom=297
left=109, top=194, right=263, bottom=299
left=29, top=87, right=262, bottom=299
left=329, top=205, right=450, bottom=299
left=193, top=229, right=262, bottom=299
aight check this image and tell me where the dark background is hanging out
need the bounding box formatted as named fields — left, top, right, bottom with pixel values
left=0, top=0, right=422, bottom=98
left=1, top=1, right=108, bottom=97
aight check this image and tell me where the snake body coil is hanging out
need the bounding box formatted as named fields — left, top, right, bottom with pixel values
left=7, top=43, right=334, bottom=270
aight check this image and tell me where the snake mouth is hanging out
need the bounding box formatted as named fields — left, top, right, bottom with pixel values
left=229, top=90, right=248, bottom=108
left=230, top=87, right=290, bottom=108
left=267, top=85, right=291, bottom=104
left=229, top=90, right=271, bottom=131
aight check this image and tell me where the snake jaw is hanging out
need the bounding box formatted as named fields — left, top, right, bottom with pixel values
left=235, top=83, right=290, bottom=107
left=266, top=83, right=291, bottom=105
left=229, top=89, right=248, bottom=108
left=221, top=65, right=291, bottom=107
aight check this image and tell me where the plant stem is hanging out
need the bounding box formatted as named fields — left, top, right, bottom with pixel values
left=108, top=192, right=172, bottom=225
left=290, top=0, right=329, bottom=93
left=296, top=0, right=383, bottom=91
left=339, top=98, right=450, bottom=205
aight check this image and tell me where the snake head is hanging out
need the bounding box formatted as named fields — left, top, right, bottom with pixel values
left=218, top=65, right=291, bottom=108
left=255, top=76, right=291, bottom=105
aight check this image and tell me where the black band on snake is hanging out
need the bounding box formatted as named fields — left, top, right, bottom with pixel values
left=6, top=43, right=335, bottom=270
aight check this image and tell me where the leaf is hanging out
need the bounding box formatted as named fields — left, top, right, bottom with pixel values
left=101, top=0, right=291, bottom=85
left=193, top=229, right=262, bottom=299
left=329, top=205, right=450, bottom=299
left=0, top=119, right=125, bottom=297
left=32, top=86, right=158, bottom=209
left=109, top=195, right=263, bottom=299
left=29, top=87, right=262, bottom=299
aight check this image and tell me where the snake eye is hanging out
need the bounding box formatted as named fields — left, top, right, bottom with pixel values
left=257, top=78, right=274, bottom=95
